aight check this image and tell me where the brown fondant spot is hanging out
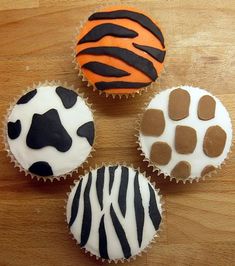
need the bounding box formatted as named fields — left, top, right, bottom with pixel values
left=175, top=125, right=197, bottom=154
left=168, top=88, right=190, bottom=121
left=203, top=125, right=227, bottom=157
left=171, top=161, right=191, bottom=179
left=141, top=109, right=165, bottom=136
left=150, top=141, right=172, bottom=165
left=201, top=165, right=216, bottom=177
left=198, top=95, right=216, bottom=120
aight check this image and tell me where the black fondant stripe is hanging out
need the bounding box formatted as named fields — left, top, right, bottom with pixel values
left=96, top=166, right=105, bottom=210
left=82, top=61, right=130, bottom=77
left=134, top=171, right=145, bottom=247
left=78, top=23, right=138, bottom=44
left=89, top=10, right=165, bottom=48
left=148, top=183, right=161, bottom=230
left=99, top=214, right=109, bottom=259
left=110, top=204, right=131, bottom=259
left=77, top=46, right=157, bottom=81
left=69, top=179, right=83, bottom=228
left=17, top=89, right=37, bottom=104
left=109, top=166, right=118, bottom=195
left=80, top=173, right=92, bottom=247
left=118, top=166, right=129, bottom=218
left=95, top=81, right=151, bottom=91
left=133, top=43, right=166, bottom=63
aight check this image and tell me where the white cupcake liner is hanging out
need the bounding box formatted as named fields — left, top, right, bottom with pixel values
left=3, top=80, right=96, bottom=182
left=72, top=2, right=167, bottom=99
left=135, top=84, right=234, bottom=184
left=64, top=162, right=165, bottom=263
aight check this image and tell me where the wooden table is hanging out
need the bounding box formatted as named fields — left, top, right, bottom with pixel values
left=0, top=1, right=234, bottom=265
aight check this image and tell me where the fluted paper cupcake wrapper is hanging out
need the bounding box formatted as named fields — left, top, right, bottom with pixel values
left=135, top=84, right=234, bottom=184
left=64, top=163, right=165, bottom=263
left=3, top=80, right=96, bottom=182
left=72, top=1, right=168, bottom=99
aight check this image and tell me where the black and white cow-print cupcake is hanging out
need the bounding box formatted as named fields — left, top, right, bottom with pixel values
left=6, top=82, right=95, bottom=181
left=66, top=165, right=163, bottom=262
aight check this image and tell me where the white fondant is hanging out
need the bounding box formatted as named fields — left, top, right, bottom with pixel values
left=7, top=85, right=94, bottom=177
left=66, top=166, right=162, bottom=260
left=139, top=86, right=233, bottom=179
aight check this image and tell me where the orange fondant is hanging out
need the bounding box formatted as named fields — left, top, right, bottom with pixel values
left=76, top=6, right=165, bottom=94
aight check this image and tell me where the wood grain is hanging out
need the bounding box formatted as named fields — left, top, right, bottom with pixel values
left=0, top=0, right=234, bottom=265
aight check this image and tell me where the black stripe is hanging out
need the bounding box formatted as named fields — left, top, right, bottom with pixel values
left=89, top=10, right=165, bottom=48
left=133, top=43, right=166, bottom=63
left=95, top=81, right=151, bottom=91
left=110, top=204, right=131, bottom=259
left=118, top=166, right=129, bottom=217
left=96, top=166, right=105, bottom=210
left=109, top=166, right=118, bottom=195
left=69, top=179, right=83, bottom=228
left=148, top=183, right=161, bottom=230
left=80, top=173, right=92, bottom=247
left=134, top=172, right=145, bottom=247
left=78, top=23, right=138, bottom=44
left=82, top=61, right=130, bottom=77
left=99, top=214, right=109, bottom=259
left=77, top=46, right=157, bottom=81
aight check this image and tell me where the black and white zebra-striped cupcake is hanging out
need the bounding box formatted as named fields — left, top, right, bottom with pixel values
left=66, top=165, right=163, bottom=262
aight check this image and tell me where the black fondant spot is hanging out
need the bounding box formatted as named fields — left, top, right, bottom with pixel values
left=7, top=120, right=21, bottom=139
left=17, top=89, right=37, bottom=104
left=77, top=46, right=157, bottom=81
left=28, top=161, right=53, bottom=176
left=26, top=109, right=72, bottom=152
left=55, top=86, right=77, bottom=109
left=78, top=23, right=138, bottom=44
left=77, top=121, right=95, bottom=146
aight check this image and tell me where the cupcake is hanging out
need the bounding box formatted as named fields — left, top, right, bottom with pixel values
left=75, top=5, right=166, bottom=97
left=66, top=165, right=163, bottom=262
left=138, top=86, right=233, bottom=183
left=5, top=82, right=95, bottom=181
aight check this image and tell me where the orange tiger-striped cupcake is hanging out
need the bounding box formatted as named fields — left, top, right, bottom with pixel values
left=75, top=6, right=166, bottom=97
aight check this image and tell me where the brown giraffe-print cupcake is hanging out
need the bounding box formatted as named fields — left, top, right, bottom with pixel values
left=138, top=86, right=233, bottom=183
